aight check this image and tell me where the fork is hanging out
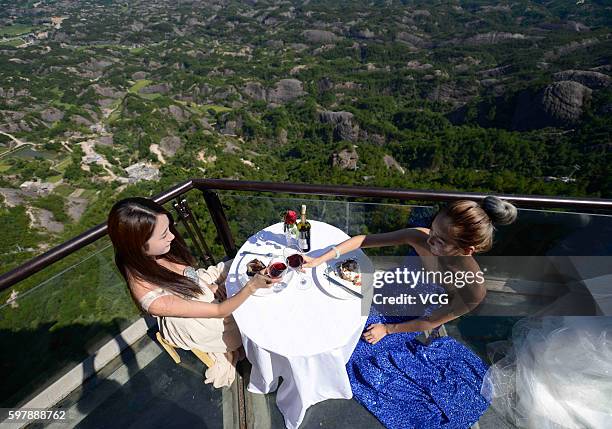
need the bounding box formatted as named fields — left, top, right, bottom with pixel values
left=241, top=251, right=274, bottom=257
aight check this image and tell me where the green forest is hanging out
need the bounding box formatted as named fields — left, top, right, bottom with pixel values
left=0, top=0, right=610, bottom=408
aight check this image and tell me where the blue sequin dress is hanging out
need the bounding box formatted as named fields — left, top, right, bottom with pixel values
left=347, top=256, right=490, bottom=429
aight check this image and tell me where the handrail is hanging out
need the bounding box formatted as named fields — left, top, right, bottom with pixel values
left=1, top=178, right=611, bottom=291
left=190, top=179, right=612, bottom=209
left=0, top=179, right=195, bottom=292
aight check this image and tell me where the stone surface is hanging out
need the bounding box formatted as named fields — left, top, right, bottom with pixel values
left=71, top=114, right=93, bottom=126
left=539, top=21, right=590, bottom=33
left=220, top=116, right=243, bottom=136
left=96, top=135, right=114, bottom=146
left=406, top=60, right=433, bottom=70
left=267, top=79, right=306, bottom=104
left=544, top=38, right=599, bottom=60
left=159, top=135, right=183, bottom=157
left=277, top=128, right=288, bottom=145
left=67, top=196, right=88, bottom=222
left=29, top=207, right=64, bottom=234
left=84, top=59, right=113, bottom=71
left=427, top=83, right=478, bottom=106
left=332, top=146, right=359, bottom=170
left=131, top=71, right=148, bottom=80
left=465, top=32, right=527, bottom=45
left=242, top=81, right=267, bottom=101
left=168, top=105, right=187, bottom=122
left=512, top=81, right=592, bottom=130
left=352, top=28, right=375, bottom=39
left=383, top=154, right=405, bottom=174
left=139, top=83, right=171, bottom=94
left=302, top=29, right=339, bottom=44
left=319, top=111, right=360, bottom=142
left=91, top=84, right=124, bottom=99
left=396, top=32, right=430, bottom=48
left=553, top=70, right=611, bottom=90
left=40, top=107, right=64, bottom=122
left=289, top=43, right=309, bottom=51
left=0, top=188, right=25, bottom=207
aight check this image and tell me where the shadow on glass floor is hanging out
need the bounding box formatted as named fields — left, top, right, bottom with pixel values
left=39, top=332, right=513, bottom=429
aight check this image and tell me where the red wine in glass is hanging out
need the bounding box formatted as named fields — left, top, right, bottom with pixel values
left=269, top=262, right=287, bottom=278
left=287, top=254, right=304, bottom=269
left=283, top=248, right=308, bottom=288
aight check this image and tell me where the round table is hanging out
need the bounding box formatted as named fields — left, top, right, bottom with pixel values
left=226, top=220, right=372, bottom=429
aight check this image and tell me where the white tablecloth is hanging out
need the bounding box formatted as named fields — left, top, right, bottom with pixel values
left=226, top=221, right=372, bottom=429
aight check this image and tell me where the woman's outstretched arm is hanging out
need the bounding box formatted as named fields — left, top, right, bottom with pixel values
left=142, top=274, right=273, bottom=318
left=303, top=228, right=430, bottom=268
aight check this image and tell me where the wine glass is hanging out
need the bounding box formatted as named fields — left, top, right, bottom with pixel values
left=267, top=257, right=287, bottom=280
left=283, top=247, right=309, bottom=289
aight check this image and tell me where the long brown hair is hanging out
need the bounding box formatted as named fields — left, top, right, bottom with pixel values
left=438, top=196, right=517, bottom=253
left=107, top=197, right=202, bottom=299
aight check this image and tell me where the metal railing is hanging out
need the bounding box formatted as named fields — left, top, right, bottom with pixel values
left=2, top=178, right=612, bottom=292
left=1, top=178, right=611, bottom=428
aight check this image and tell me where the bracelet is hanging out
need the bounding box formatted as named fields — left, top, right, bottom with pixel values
left=332, top=246, right=341, bottom=259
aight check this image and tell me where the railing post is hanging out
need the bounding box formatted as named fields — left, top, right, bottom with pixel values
left=202, top=190, right=237, bottom=258
left=172, top=198, right=215, bottom=266
left=345, top=201, right=350, bottom=234
left=236, top=360, right=249, bottom=429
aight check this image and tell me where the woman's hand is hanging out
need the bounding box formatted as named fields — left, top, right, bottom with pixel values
left=301, top=255, right=321, bottom=269
left=362, top=323, right=389, bottom=344
left=246, top=271, right=277, bottom=293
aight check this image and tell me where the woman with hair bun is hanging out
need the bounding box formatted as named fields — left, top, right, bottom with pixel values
left=438, top=196, right=518, bottom=255
left=304, top=196, right=517, bottom=429
left=305, top=195, right=517, bottom=334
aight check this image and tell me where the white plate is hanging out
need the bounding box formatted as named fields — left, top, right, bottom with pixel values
left=236, top=255, right=289, bottom=297
left=313, top=261, right=363, bottom=300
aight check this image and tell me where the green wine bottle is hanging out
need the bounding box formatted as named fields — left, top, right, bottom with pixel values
left=297, top=204, right=311, bottom=252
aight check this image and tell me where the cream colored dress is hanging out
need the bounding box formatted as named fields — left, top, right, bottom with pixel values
left=138, top=260, right=242, bottom=388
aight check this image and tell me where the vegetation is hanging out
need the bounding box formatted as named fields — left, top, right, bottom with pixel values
left=0, top=24, right=35, bottom=37
left=0, top=0, right=610, bottom=408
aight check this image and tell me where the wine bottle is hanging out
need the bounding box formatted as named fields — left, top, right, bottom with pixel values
left=297, top=204, right=311, bottom=252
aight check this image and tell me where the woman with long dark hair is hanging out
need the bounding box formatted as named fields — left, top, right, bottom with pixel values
left=107, top=197, right=273, bottom=388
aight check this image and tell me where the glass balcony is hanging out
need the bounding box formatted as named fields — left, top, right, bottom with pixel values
left=0, top=238, right=139, bottom=409
left=0, top=180, right=610, bottom=429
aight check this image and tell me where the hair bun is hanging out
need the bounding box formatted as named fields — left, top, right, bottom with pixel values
left=481, top=196, right=517, bottom=226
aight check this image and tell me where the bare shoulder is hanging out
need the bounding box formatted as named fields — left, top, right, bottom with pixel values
left=412, top=227, right=430, bottom=237
left=127, top=274, right=161, bottom=301
left=407, top=228, right=434, bottom=256
left=402, top=227, right=430, bottom=246
left=129, top=277, right=182, bottom=316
